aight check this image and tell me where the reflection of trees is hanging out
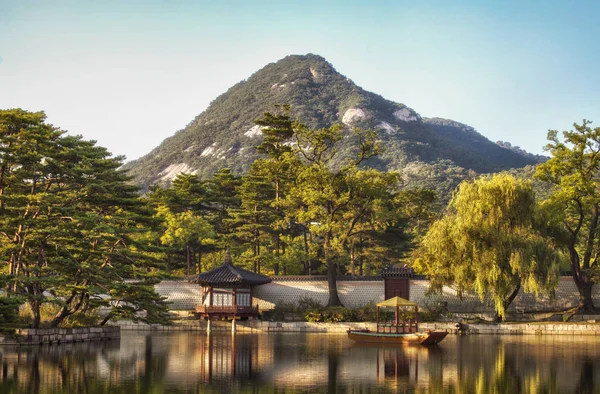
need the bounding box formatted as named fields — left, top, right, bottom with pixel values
left=0, top=341, right=121, bottom=393
left=1, top=333, right=599, bottom=392
left=435, top=340, right=564, bottom=394
left=328, top=348, right=338, bottom=393
left=136, top=334, right=169, bottom=394
left=575, top=358, right=594, bottom=394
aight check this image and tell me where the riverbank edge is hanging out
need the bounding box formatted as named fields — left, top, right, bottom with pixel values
left=112, top=320, right=600, bottom=335
left=0, top=326, right=121, bottom=346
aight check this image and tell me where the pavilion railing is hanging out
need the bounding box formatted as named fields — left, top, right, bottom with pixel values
left=195, top=305, right=259, bottom=315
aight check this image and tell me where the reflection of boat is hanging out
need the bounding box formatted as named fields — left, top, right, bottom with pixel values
left=347, top=297, right=448, bottom=346
left=347, top=329, right=448, bottom=345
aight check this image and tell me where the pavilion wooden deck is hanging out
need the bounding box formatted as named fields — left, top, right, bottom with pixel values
left=194, top=305, right=259, bottom=319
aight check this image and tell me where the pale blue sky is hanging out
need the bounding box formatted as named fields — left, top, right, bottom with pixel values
left=1, top=0, right=598, bottom=161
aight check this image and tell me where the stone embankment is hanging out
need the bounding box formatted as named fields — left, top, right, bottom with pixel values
left=115, top=319, right=375, bottom=332
left=114, top=319, right=600, bottom=335
left=422, top=321, right=600, bottom=335
left=0, top=326, right=121, bottom=346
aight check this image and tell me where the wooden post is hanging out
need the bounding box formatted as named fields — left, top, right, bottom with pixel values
left=376, top=306, right=380, bottom=332
left=209, top=286, right=214, bottom=306
left=206, top=319, right=212, bottom=334
left=231, top=318, right=236, bottom=334
left=415, top=305, right=419, bottom=332
left=395, top=306, right=399, bottom=333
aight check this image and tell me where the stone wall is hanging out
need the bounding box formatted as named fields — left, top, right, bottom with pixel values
left=1, top=326, right=121, bottom=346
left=114, top=319, right=600, bottom=336
left=154, top=277, right=600, bottom=313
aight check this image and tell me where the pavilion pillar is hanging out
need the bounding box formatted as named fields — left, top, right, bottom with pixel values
left=207, top=319, right=212, bottom=333
left=209, top=286, right=214, bottom=306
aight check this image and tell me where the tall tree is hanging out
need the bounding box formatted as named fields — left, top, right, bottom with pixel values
left=226, top=171, right=275, bottom=273
left=156, top=206, right=214, bottom=275
left=253, top=107, right=299, bottom=274
left=0, top=109, right=169, bottom=328
left=535, top=120, right=600, bottom=311
left=414, top=174, right=561, bottom=320
left=285, top=124, right=393, bottom=306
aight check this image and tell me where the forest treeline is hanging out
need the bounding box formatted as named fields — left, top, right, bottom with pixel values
left=1, top=107, right=599, bottom=327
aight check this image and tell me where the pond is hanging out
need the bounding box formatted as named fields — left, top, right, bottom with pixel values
left=0, top=331, right=599, bottom=393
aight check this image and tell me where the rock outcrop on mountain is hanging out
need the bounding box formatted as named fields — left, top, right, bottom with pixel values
left=124, top=54, right=537, bottom=198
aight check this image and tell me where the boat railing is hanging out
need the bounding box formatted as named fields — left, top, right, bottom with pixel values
left=377, top=320, right=419, bottom=334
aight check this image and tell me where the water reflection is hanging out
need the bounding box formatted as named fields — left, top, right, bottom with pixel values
left=0, top=332, right=600, bottom=392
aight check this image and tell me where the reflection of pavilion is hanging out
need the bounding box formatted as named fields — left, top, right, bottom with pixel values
left=376, top=346, right=420, bottom=384
left=198, top=334, right=272, bottom=383
left=192, top=250, right=271, bottom=320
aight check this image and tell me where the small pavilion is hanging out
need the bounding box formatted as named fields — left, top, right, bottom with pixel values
left=376, top=296, right=419, bottom=334
left=192, top=250, right=271, bottom=320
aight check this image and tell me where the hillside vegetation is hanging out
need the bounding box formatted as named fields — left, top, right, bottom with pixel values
left=124, top=54, right=538, bottom=200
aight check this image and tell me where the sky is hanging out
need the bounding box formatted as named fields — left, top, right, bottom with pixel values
left=1, top=0, right=599, bottom=161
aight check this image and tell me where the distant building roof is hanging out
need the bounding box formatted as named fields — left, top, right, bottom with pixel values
left=192, top=250, right=271, bottom=287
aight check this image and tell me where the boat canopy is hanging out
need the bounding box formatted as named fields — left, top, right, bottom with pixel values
left=377, top=296, right=418, bottom=307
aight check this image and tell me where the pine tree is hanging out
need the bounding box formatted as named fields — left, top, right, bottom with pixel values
left=0, top=109, right=169, bottom=328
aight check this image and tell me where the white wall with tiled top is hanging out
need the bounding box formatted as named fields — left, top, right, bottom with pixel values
left=154, top=277, right=600, bottom=312
left=252, top=280, right=385, bottom=310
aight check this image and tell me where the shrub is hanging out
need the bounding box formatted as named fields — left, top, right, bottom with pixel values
left=354, top=301, right=376, bottom=322
left=305, top=311, right=323, bottom=322
left=62, top=310, right=101, bottom=328
left=419, top=301, right=448, bottom=322
left=18, top=302, right=101, bottom=327
left=322, top=307, right=352, bottom=323
left=0, top=297, right=23, bottom=326
left=296, top=296, right=323, bottom=313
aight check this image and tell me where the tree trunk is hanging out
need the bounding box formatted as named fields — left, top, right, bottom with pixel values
left=197, top=247, right=202, bottom=274
left=50, top=292, right=86, bottom=328
left=186, top=242, right=192, bottom=275
left=350, top=240, right=356, bottom=276
left=580, top=281, right=595, bottom=311
left=493, top=283, right=521, bottom=322
left=31, top=301, right=41, bottom=329
left=274, top=237, right=280, bottom=275
left=303, top=226, right=310, bottom=275
left=327, top=259, right=342, bottom=307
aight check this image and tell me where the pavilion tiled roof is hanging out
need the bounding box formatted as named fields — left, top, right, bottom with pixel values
left=193, top=250, right=271, bottom=287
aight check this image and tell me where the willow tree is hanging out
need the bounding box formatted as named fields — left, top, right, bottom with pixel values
left=535, top=120, right=600, bottom=311
left=414, top=174, right=560, bottom=320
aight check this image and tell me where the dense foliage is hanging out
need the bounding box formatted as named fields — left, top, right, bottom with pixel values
left=0, top=109, right=170, bottom=328
left=124, top=54, right=537, bottom=201
left=414, top=174, right=561, bottom=320
left=148, top=111, right=430, bottom=306
left=535, top=120, right=600, bottom=311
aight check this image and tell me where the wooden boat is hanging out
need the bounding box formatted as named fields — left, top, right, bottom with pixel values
left=347, top=328, right=448, bottom=345
left=346, top=296, right=448, bottom=346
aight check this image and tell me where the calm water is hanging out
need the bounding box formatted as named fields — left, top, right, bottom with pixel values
left=0, top=331, right=600, bottom=393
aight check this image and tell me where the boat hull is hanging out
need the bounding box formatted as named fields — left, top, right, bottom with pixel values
left=347, top=329, right=448, bottom=345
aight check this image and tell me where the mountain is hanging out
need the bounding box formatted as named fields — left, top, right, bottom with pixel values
left=124, top=54, right=538, bottom=198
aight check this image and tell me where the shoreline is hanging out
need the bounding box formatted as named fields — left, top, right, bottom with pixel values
left=113, top=320, right=600, bottom=336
